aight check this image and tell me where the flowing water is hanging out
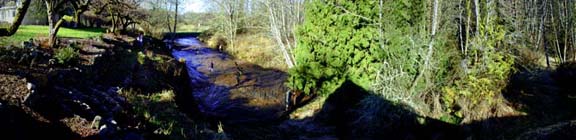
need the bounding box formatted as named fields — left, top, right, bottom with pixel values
left=166, top=36, right=290, bottom=124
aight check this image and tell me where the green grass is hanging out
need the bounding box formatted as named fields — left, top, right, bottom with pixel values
left=0, top=25, right=105, bottom=46
left=177, top=24, right=209, bottom=33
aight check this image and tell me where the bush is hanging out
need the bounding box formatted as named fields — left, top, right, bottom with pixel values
left=369, top=0, right=437, bottom=111
left=54, top=46, right=79, bottom=65
left=289, top=0, right=382, bottom=95
left=367, top=0, right=516, bottom=124
left=439, top=2, right=516, bottom=123
left=441, top=50, right=514, bottom=123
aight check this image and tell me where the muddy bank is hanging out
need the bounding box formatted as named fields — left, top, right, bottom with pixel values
left=169, top=37, right=292, bottom=124
left=167, top=37, right=320, bottom=139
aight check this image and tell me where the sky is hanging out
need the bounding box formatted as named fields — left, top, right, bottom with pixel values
left=182, top=0, right=207, bottom=13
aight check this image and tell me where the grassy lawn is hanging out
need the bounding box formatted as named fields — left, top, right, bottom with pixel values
left=0, top=25, right=105, bottom=46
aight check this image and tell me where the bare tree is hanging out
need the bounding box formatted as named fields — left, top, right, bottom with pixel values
left=205, top=0, right=304, bottom=67
left=410, top=0, right=440, bottom=93
left=167, top=0, right=183, bottom=40
left=93, top=0, right=144, bottom=33
left=260, top=0, right=305, bottom=68
left=210, top=0, right=246, bottom=50
left=70, top=0, right=92, bottom=28
left=173, top=0, right=178, bottom=34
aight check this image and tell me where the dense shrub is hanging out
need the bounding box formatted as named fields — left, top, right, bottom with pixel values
left=440, top=1, right=515, bottom=123
left=369, top=0, right=438, bottom=111
left=289, top=0, right=382, bottom=95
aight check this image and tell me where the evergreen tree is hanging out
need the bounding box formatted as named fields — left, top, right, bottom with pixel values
left=289, top=0, right=382, bottom=95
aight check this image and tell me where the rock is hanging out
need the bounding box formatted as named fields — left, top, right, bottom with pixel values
left=81, top=45, right=106, bottom=54
left=26, top=82, right=33, bottom=90
left=23, top=82, right=35, bottom=102
left=91, top=115, right=102, bottom=129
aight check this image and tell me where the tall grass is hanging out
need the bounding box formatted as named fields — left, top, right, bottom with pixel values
left=203, top=32, right=288, bottom=71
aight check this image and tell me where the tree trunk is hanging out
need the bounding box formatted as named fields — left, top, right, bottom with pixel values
left=108, top=6, right=117, bottom=33
left=47, top=3, right=56, bottom=47
left=46, top=1, right=65, bottom=48
left=474, top=0, right=480, bottom=35
left=0, top=0, right=32, bottom=36
left=410, top=0, right=440, bottom=93
left=267, top=1, right=294, bottom=68
left=174, top=1, right=178, bottom=32
left=73, top=11, right=80, bottom=28
left=172, top=0, right=178, bottom=41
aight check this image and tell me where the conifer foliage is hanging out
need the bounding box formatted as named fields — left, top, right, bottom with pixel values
left=289, top=0, right=382, bottom=95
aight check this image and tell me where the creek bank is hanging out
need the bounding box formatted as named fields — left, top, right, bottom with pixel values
left=0, top=34, right=195, bottom=139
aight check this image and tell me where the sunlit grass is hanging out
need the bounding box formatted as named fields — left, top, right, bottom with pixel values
left=0, top=25, right=105, bottom=46
left=204, top=33, right=288, bottom=71
left=177, top=24, right=209, bottom=33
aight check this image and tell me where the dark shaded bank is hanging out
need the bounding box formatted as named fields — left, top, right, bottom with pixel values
left=0, top=104, right=82, bottom=139
left=278, top=68, right=576, bottom=140
left=163, top=32, right=202, bottom=40
left=495, top=63, right=576, bottom=139
left=277, top=80, right=466, bottom=140
left=0, top=34, right=195, bottom=139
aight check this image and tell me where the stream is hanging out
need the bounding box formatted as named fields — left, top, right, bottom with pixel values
left=165, top=36, right=290, bottom=124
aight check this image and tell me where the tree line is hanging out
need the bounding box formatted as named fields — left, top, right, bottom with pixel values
left=206, top=0, right=305, bottom=68
left=0, top=0, right=184, bottom=47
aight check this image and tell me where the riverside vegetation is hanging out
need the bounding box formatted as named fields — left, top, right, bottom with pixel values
left=1, top=0, right=576, bottom=139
